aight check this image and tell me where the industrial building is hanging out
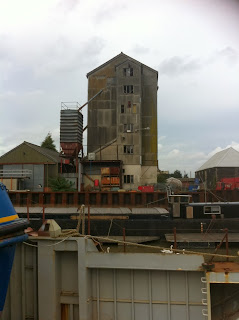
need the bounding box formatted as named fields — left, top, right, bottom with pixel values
left=86, top=52, right=158, bottom=190
left=195, top=147, right=239, bottom=189
left=0, top=141, right=61, bottom=191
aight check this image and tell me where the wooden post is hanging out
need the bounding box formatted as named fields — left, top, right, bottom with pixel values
left=225, top=228, right=229, bottom=261
left=88, top=206, right=90, bottom=235
left=27, top=197, right=30, bottom=221
left=82, top=205, right=85, bottom=235
left=42, top=206, right=45, bottom=222
left=123, top=228, right=126, bottom=253
left=173, top=227, right=177, bottom=249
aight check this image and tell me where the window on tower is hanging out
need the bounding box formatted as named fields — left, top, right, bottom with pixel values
left=123, top=68, right=133, bottom=77
left=123, top=85, right=134, bottom=94
left=124, top=145, right=134, bottom=154
left=124, top=175, right=134, bottom=184
left=124, top=124, right=134, bottom=132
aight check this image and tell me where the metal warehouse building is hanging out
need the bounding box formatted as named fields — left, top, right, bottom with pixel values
left=195, top=147, right=239, bottom=189
left=0, top=141, right=61, bottom=191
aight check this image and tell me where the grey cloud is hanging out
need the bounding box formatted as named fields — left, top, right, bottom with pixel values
left=131, top=45, right=150, bottom=55
left=94, top=2, right=127, bottom=24
left=209, top=47, right=239, bottom=65
left=56, top=0, right=80, bottom=13
left=159, top=56, right=202, bottom=76
left=31, top=36, right=105, bottom=77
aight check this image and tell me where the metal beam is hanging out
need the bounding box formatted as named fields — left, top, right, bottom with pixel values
left=86, top=252, right=204, bottom=271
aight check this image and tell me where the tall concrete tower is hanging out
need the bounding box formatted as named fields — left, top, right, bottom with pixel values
left=87, top=53, right=158, bottom=189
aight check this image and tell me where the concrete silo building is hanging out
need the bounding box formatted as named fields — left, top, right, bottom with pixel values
left=86, top=53, right=158, bottom=189
left=195, top=147, right=239, bottom=189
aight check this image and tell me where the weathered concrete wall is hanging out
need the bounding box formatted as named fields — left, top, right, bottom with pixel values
left=122, top=165, right=157, bottom=190
left=3, top=237, right=207, bottom=320
left=122, top=164, right=141, bottom=190
left=140, top=165, right=158, bottom=185
left=141, top=66, right=158, bottom=166
left=2, top=243, right=38, bottom=320
left=87, top=54, right=158, bottom=185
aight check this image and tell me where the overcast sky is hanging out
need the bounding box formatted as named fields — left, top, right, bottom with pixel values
left=0, top=0, right=239, bottom=176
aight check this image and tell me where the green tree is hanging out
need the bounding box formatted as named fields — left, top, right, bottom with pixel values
left=157, top=173, right=169, bottom=183
left=171, top=170, right=182, bottom=178
left=41, top=133, right=57, bottom=151
left=49, top=177, right=75, bottom=191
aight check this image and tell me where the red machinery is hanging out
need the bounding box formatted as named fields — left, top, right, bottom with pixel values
left=216, top=177, right=239, bottom=190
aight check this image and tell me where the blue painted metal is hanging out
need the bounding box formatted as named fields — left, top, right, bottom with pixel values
left=0, top=183, right=29, bottom=313
left=0, top=183, right=18, bottom=225
left=0, top=234, right=28, bottom=248
left=0, top=245, right=16, bottom=312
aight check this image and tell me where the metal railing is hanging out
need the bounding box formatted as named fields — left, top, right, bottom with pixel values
left=0, top=169, right=32, bottom=178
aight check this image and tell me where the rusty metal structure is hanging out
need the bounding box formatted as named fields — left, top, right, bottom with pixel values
left=60, top=104, right=83, bottom=158
left=3, top=235, right=239, bottom=320
left=7, top=189, right=239, bottom=208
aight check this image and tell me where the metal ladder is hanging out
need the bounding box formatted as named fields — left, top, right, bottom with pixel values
left=201, top=277, right=208, bottom=317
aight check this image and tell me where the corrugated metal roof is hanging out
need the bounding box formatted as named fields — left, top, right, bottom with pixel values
left=15, top=207, right=168, bottom=215
left=131, top=208, right=169, bottom=214
left=196, top=147, right=239, bottom=171
left=24, top=142, right=61, bottom=163
left=0, top=141, right=61, bottom=163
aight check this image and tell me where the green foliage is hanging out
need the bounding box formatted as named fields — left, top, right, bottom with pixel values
left=157, top=173, right=169, bottom=183
left=171, top=170, right=182, bottom=178
left=41, top=133, right=57, bottom=151
left=49, top=177, right=75, bottom=191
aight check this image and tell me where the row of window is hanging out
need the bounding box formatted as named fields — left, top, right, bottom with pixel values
left=124, top=175, right=134, bottom=184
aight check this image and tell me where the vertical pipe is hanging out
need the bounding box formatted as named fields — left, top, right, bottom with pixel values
left=113, top=270, right=117, bottom=320
left=42, top=206, right=45, bottom=222
left=70, top=304, right=73, bottom=320
left=206, top=273, right=211, bottom=320
left=225, top=228, right=229, bottom=261
left=100, top=145, right=102, bottom=161
left=131, top=270, right=135, bottom=320
left=33, top=244, right=38, bottom=320
left=167, top=271, right=171, bottom=320
left=27, top=197, right=29, bottom=222
left=76, top=146, right=79, bottom=191
left=96, top=269, right=100, bottom=320
left=11, top=177, right=12, bottom=190
left=47, top=163, right=49, bottom=188
left=21, top=244, right=26, bottom=320
left=88, top=206, right=91, bottom=235
left=173, top=227, right=177, bottom=249
left=185, top=272, right=189, bottom=320
left=123, top=228, right=126, bottom=253
left=148, top=271, right=152, bottom=320
left=82, top=205, right=85, bottom=235
left=117, top=145, right=119, bottom=160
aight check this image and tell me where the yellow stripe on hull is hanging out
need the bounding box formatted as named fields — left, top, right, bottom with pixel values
left=0, top=214, right=19, bottom=224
